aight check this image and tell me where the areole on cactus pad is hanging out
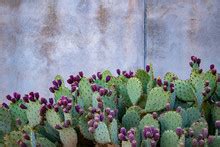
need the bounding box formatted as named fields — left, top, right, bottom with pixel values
left=0, top=56, right=220, bottom=147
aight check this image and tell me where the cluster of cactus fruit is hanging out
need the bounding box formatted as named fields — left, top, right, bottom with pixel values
left=1, top=56, right=220, bottom=147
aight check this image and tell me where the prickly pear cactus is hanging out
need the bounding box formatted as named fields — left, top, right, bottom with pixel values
left=186, top=107, right=201, bottom=126
left=94, top=122, right=111, bottom=144
left=159, top=111, right=182, bottom=133
left=79, top=78, right=93, bottom=109
left=59, top=128, right=77, bottom=147
left=138, top=114, right=159, bottom=131
left=0, top=108, right=11, bottom=134
left=160, top=130, right=179, bottom=147
left=108, top=118, right=119, bottom=144
left=174, top=80, right=196, bottom=102
left=127, top=77, right=143, bottom=105
left=145, top=87, right=170, bottom=112
left=122, top=110, right=140, bottom=130
left=135, top=69, right=150, bottom=93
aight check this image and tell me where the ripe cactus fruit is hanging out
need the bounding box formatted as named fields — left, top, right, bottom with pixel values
left=159, top=111, right=182, bottom=133
left=127, top=77, right=143, bottom=105
left=160, top=130, right=179, bottom=147
left=174, top=80, right=196, bottom=102
left=145, top=87, right=170, bottom=112
left=190, top=118, right=208, bottom=138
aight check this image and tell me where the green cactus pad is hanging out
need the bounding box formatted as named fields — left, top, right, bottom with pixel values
left=122, top=110, right=140, bottom=130
left=135, top=69, right=150, bottom=93
left=203, top=71, right=217, bottom=97
left=160, top=130, right=179, bottom=147
left=159, top=111, right=182, bottom=133
left=127, top=77, right=143, bottom=105
left=78, top=116, right=94, bottom=140
left=102, top=92, right=117, bottom=109
left=94, top=122, right=111, bottom=144
left=216, top=82, right=220, bottom=98
left=0, top=108, right=11, bottom=133
left=108, top=119, right=119, bottom=144
left=209, top=136, right=220, bottom=147
left=101, top=70, right=112, bottom=81
left=190, top=118, right=208, bottom=138
left=212, top=104, right=220, bottom=122
left=174, top=80, right=196, bottom=102
left=59, top=128, right=77, bottom=147
left=37, top=137, right=56, bottom=147
left=186, top=107, right=201, bottom=126
left=122, top=141, right=132, bottom=147
left=127, top=106, right=142, bottom=114
left=164, top=72, right=178, bottom=82
left=145, top=87, right=170, bottom=112
left=9, top=101, right=28, bottom=125
left=79, top=78, right=93, bottom=109
left=4, top=130, right=22, bottom=146
left=46, top=109, right=62, bottom=128
left=26, top=101, right=41, bottom=127
left=178, top=108, right=188, bottom=127
left=92, top=92, right=99, bottom=108
left=54, top=87, right=72, bottom=102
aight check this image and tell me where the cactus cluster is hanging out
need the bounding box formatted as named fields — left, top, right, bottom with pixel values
left=0, top=56, right=220, bottom=147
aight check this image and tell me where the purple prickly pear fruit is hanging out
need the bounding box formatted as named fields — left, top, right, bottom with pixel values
left=96, top=96, right=102, bottom=102
left=156, top=77, right=162, bottom=86
left=176, top=127, right=183, bottom=137
left=152, top=112, right=158, bottom=119
left=124, top=73, right=130, bottom=78
left=198, top=134, right=204, bottom=140
left=23, top=95, right=29, bottom=103
left=146, top=65, right=150, bottom=72
left=218, top=76, right=220, bottom=82
left=208, top=136, right=214, bottom=144
left=210, top=64, right=215, bottom=70
left=23, top=133, right=30, bottom=140
left=57, top=79, right=62, bottom=86
left=202, top=91, right=207, bottom=97
left=164, top=80, right=168, bottom=86
left=11, top=98, right=17, bottom=103
left=197, top=58, right=201, bottom=65
left=75, top=104, right=80, bottom=112
left=98, top=102, right=103, bottom=109
left=108, top=115, right=113, bottom=122
left=20, top=104, right=27, bottom=109
left=176, top=106, right=181, bottom=113
left=54, top=105, right=59, bottom=112
left=6, top=95, right=12, bottom=101
left=128, top=133, right=135, bottom=141
left=88, top=119, right=95, bottom=127
left=55, top=124, right=62, bottom=130
left=199, top=139, right=205, bottom=146
left=170, top=86, right=175, bottom=93
left=211, top=69, right=217, bottom=75
left=191, top=56, right=197, bottom=62
left=166, top=103, right=171, bottom=111
left=163, top=85, right=168, bottom=91
left=14, top=92, right=21, bottom=100
left=78, top=109, right=84, bottom=115
left=107, top=90, right=112, bottom=96
left=16, top=118, right=22, bottom=126
left=49, top=98, right=54, bottom=105
left=143, top=131, right=151, bottom=139
left=47, top=104, right=52, bottom=109
left=97, top=72, right=102, bottom=80
left=79, top=71, right=84, bottom=78
left=106, top=76, right=111, bottom=82
left=99, top=88, right=105, bottom=96
left=129, top=128, right=135, bottom=135
left=120, top=127, right=127, bottom=135
left=89, top=77, right=94, bottom=83
left=131, top=140, right=137, bottom=147
left=66, top=104, right=72, bottom=111
left=198, top=69, right=203, bottom=73
left=91, top=84, right=97, bottom=92
left=188, top=128, right=194, bottom=137
left=75, top=75, right=81, bottom=82
left=34, top=92, right=39, bottom=99
left=215, top=120, right=220, bottom=128
left=49, top=87, right=55, bottom=93
left=154, top=133, right=160, bottom=141
left=202, top=128, right=208, bottom=138
left=189, top=62, right=193, bottom=67
left=99, top=113, right=104, bottom=121
left=192, top=139, right=198, bottom=146
left=29, top=95, right=35, bottom=102
left=67, top=78, right=73, bottom=84
left=62, top=99, right=68, bottom=106
left=40, top=98, right=47, bottom=104
left=19, top=141, right=27, bottom=147
left=88, top=127, right=95, bottom=133
left=93, top=121, right=98, bottom=129
left=52, top=80, right=58, bottom=87
left=116, top=69, right=121, bottom=75
left=205, top=80, right=209, bottom=87
left=92, top=74, right=96, bottom=80
left=118, top=133, right=126, bottom=141
left=205, top=87, right=211, bottom=93
left=170, top=83, right=174, bottom=88
left=2, top=103, right=9, bottom=109
left=71, top=86, right=77, bottom=92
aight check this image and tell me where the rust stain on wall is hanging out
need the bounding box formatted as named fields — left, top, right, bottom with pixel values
left=0, top=0, right=21, bottom=9
left=39, top=1, right=60, bottom=64
left=96, top=4, right=109, bottom=33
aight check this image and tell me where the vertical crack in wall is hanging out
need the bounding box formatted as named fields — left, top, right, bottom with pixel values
left=143, top=0, right=147, bottom=68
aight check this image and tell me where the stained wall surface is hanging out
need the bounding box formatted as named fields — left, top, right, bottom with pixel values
left=0, top=0, right=219, bottom=100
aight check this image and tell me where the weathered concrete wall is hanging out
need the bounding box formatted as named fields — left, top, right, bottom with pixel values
left=0, top=0, right=219, bottom=100
left=146, top=0, right=220, bottom=79
left=0, top=0, right=144, bottom=99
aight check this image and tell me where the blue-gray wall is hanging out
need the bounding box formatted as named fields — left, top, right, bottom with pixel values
left=0, top=0, right=219, bottom=100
